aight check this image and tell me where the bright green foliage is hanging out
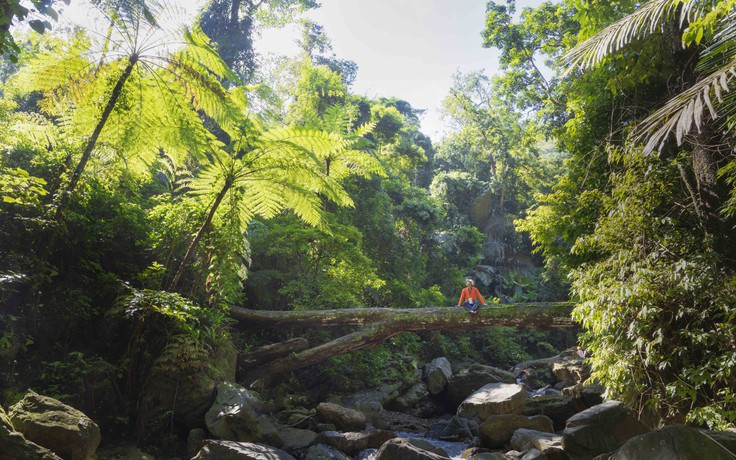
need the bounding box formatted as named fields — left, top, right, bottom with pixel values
left=571, top=150, right=736, bottom=428
left=247, top=215, right=385, bottom=310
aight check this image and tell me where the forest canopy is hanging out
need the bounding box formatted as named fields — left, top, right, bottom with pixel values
left=0, top=0, right=735, bottom=452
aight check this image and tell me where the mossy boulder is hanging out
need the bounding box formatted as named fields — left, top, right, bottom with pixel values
left=8, top=392, right=100, bottom=460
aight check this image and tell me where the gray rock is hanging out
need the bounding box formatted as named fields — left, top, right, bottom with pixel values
left=8, top=392, right=100, bottom=460
left=510, top=428, right=563, bottom=453
left=375, top=437, right=451, bottom=460
left=424, top=358, right=453, bottom=395
left=448, top=364, right=517, bottom=407
left=523, top=395, right=587, bottom=431
left=187, top=428, right=207, bottom=458
left=316, top=402, right=366, bottom=432
left=0, top=406, right=62, bottom=460
left=457, top=383, right=528, bottom=423
left=479, top=415, right=554, bottom=449
left=313, top=430, right=396, bottom=455
left=605, top=424, right=736, bottom=460
left=562, top=400, right=649, bottom=460
left=192, top=440, right=295, bottom=459
left=425, top=415, right=478, bottom=441
left=304, top=443, right=352, bottom=460
left=561, top=383, right=604, bottom=408
left=204, top=382, right=282, bottom=446
left=279, top=427, right=318, bottom=451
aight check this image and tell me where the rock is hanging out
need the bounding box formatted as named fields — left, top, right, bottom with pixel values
left=204, top=382, right=282, bottom=446
left=316, top=402, right=366, bottom=432
left=192, top=440, right=296, bottom=459
left=313, top=430, right=396, bottom=455
left=8, top=392, right=100, bottom=460
left=1, top=403, right=62, bottom=460
left=457, top=383, right=528, bottom=423
left=425, top=415, right=478, bottom=441
left=510, top=428, right=563, bottom=453
left=303, top=443, right=352, bottom=460
left=375, top=437, right=451, bottom=460
left=447, top=364, right=517, bottom=407
left=551, top=358, right=588, bottom=388
left=355, top=448, right=379, bottom=460
left=561, top=400, right=649, bottom=460
left=94, top=445, right=156, bottom=459
left=279, top=427, right=318, bottom=451
left=187, top=428, right=207, bottom=458
left=392, top=383, right=429, bottom=411
left=479, top=415, right=554, bottom=449
left=523, top=395, right=587, bottom=431
left=561, top=383, right=604, bottom=408
left=141, top=339, right=237, bottom=428
left=424, top=358, right=452, bottom=395
left=604, top=424, right=736, bottom=460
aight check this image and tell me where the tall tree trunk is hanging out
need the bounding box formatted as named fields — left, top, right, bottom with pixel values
left=54, top=55, right=138, bottom=218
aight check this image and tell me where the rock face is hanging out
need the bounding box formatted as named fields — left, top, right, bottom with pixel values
left=191, top=440, right=295, bottom=460
left=447, top=364, right=516, bottom=407
left=204, top=382, right=281, bottom=446
left=0, top=404, right=62, bottom=460
left=8, top=392, right=100, bottom=460
left=478, top=414, right=554, bottom=448
left=375, top=437, right=450, bottom=460
left=562, top=400, right=650, bottom=460
left=424, top=358, right=452, bottom=395
left=316, top=402, right=367, bottom=432
left=605, top=425, right=736, bottom=460
left=457, top=383, right=527, bottom=423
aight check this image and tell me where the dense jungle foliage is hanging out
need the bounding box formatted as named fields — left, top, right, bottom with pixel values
left=1, top=0, right=735, bottom=453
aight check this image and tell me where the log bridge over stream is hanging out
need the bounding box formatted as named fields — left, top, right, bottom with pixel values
left=228, top=302, right=577, bottom=384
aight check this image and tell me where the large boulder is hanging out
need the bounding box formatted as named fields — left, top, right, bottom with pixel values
left=375, top=437, right=450, bottom=460
left=424, top=358, right=452, bottom=395
left=303, top=443, right=352, bottom=460
left=192, top=440, right=295, bottom=460
left=313, top=430, right=396, bottom=455
left=316, top=402, right=366, bottom=432
left=523, top=395, right=587, bottom=431
left=457, top=383, right=527, bottom=423
left=604, top=425, right=736, bottom=460
left=141, top=338, right=237, bottom=428
left=0, top=404, right=62, bottom=460
left=478, top=414, right=553, bottom=449
left=447, top=364, right=516, bottom=407
left=562, top=400, right=649, bottom=460
left=279, top=427, right=318, bottom=451
left=204, top=382, right=281, bottom=447
left=425, top=416, right=477, bottom=441
left=8, top=392, right=100, bottom=460
left=509, top=428, right=564, bottom=453
left=561, top=383, right=604, bottom=408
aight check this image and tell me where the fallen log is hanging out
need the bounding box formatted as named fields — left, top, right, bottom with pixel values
left=231, top=302, right=577, bottom=384
left=240, top=337, right=310, bottom=368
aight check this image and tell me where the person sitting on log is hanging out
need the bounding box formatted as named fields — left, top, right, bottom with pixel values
left=457, top=278, right=487, bottom=315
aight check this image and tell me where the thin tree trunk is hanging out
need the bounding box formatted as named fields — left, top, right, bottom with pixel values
left=54, top=55, right=138, bottom=218
left=169, top=179, right=232, bottom=290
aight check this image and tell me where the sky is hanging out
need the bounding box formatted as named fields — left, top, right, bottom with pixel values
left=257, top=0, right=544, bottom=141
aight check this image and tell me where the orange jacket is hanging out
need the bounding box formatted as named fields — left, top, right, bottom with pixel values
left=458, top=286, right=486, bottom=306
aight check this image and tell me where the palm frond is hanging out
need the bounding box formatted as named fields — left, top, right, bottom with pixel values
left=633, top=58, right=736, bottom=154
left=565, top=0, right=686, bottom=73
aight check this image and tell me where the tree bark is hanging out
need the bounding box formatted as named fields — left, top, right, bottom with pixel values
left=230, top=302, right=576, bottom=384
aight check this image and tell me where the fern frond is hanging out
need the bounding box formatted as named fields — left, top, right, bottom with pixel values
left=633, top=58, right=736, bottom=154
left=565, top=0, right=686, bottom=73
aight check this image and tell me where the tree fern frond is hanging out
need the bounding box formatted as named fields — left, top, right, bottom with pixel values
left=565, top=0, right=686, bottom=73
left=11, top=113, right=59, bottom=149
left=633, top=58, right=736, bottom=154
